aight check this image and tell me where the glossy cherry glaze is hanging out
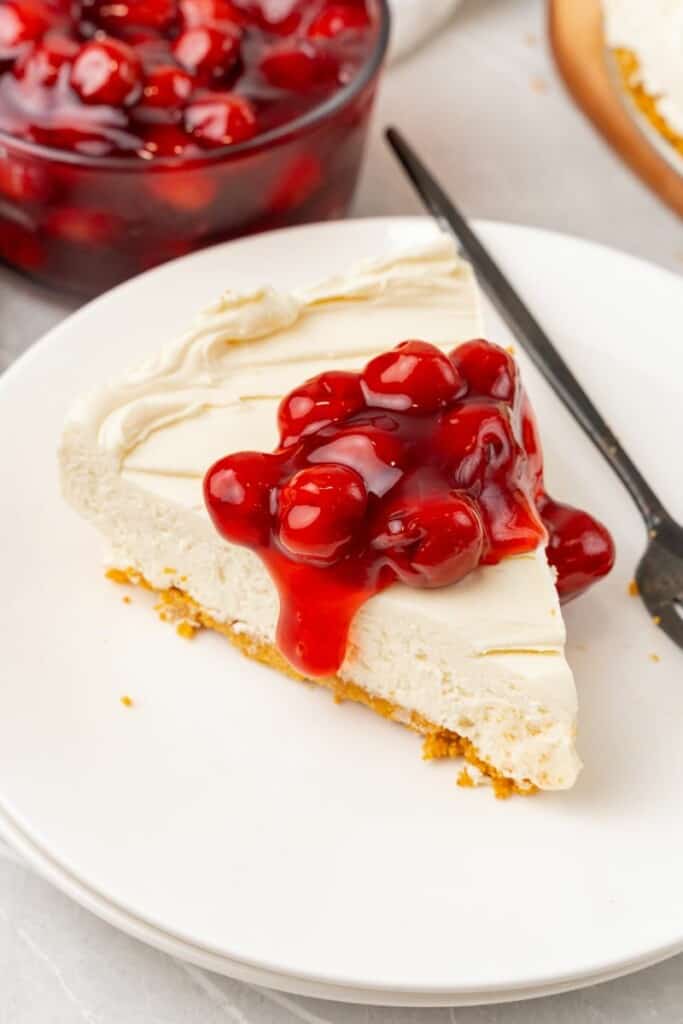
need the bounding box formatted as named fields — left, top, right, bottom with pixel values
left=204, top=339, right=615, bottom=678
left=0, top=0, right=383, bottom=293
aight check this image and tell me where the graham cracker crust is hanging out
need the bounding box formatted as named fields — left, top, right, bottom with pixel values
left=107, top=567, right=536, bottom=798
left=614, top=48, right=683, bottom=158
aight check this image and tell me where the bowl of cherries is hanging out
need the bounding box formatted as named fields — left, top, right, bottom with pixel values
left=0, top=0, right=389, bottom=294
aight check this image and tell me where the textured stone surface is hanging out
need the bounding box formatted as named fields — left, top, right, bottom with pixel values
left=1, top=0, right=682, bottom=1018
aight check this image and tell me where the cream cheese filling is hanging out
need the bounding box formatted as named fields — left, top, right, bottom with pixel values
left=60, top=239, right=581, bottom=790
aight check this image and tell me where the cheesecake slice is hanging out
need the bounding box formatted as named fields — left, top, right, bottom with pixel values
left=60, top=240, right=608, bottom=794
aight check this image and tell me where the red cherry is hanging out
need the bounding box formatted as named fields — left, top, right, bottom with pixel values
left=141, top=64, right=193, bottom=109
left=173, top=24, right=241, bottom=84
left=308, top=424, right=404, bottom=498
left=141, top=122, right=199, bottom=155
left=277, top=463, right=367, bottom=565
left=269, top=152, right=321, bottom=213
left=277, top=370, right=364, bottom=448
left=361, top=340, right=465, bottom=414
left=184, top=91, right=255, bottom=146
left=0, top=1, right=49, bottom=58
left=538, top=494, right=615, bottom=601
left=478, top=486, right=545, bottom=560
left=0, top=218, right=45, bottom=269
left=146, top=165, right=217, bottom=208
left=307, top=4, right=369, bottom=38
left=89, top=0, right=178, bottom=30
left=204, top=451, right=280, bottom=547
left=70, top=38, right=142, bottom=106
left=29, top=117, right=124, bottom=156
left=451, top=339, right=518, bottom=403
left=44, top=206, right=120, bottom=244
left=0, top=156, right=53, bottom=202
left=259, top=39, right=337, bottom=91
left=179, top=0, right=242, bottom=27
left=372, top=492, right=485, bottom=588
left=436, top=402, right=516, bottom=490
left=13, top=33, right=77, bottom=87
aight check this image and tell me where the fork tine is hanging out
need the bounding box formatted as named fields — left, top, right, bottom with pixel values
left=656, top=604, right=683, bottom=651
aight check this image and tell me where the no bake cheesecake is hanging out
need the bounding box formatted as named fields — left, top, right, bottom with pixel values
left=60, top=240, right=614, bottom=794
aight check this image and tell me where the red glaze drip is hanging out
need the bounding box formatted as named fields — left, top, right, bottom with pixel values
left=204, top=339, right=615, bottom=677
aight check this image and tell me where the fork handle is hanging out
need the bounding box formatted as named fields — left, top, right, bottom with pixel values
left=386, top=127, right=669, bottom=532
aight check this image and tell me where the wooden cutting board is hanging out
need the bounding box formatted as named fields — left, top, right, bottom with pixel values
left=549, top=0, right=683, bottom=219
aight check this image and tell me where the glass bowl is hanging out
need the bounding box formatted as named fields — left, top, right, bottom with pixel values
left=0, top=0, right=390, bottom=296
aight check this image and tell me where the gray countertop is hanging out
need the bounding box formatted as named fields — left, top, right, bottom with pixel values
left=2, top=0, right=682, bottom=1019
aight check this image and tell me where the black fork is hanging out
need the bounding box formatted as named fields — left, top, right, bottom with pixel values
left=386, top=126, right=683, bottom=651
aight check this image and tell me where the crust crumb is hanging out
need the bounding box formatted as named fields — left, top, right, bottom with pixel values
left=120, top=695, right=134, bottom=708
left=628, top=579, right=639, bottom=597
left=122, top=595, right=132, bottom=604
left=650, top=653, right=661, bottom=663
left=457, top=768, right=474, bottom=788
left=177, top=621, right=198, bottom=639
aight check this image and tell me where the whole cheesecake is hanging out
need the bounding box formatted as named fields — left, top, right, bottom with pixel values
left=59, top=240, right=614, bottom=795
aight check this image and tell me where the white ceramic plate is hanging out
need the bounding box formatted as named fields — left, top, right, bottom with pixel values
left=1, top=218, right=682, bottom=1005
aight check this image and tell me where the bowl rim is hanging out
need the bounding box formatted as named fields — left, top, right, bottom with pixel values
left=0, top=0, right=391, bottom=172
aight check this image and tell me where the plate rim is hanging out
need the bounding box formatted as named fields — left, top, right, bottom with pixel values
left=2, top=801, right=681, bottom=1007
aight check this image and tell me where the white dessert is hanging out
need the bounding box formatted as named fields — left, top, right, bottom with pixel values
left=60, top=240, right=581, bottom=792
left=603, top=0, right=683, bottom=136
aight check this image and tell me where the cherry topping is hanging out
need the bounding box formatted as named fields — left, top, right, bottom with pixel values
left=436, top=402, right=516, bottom=490
left=259, top=39, right=337, bottom=91
left=141, top=64, right=193, bottom=109
left=172, top=23, right=241, bottom=84
left=372, top=491, right=485, bottom=588
left=184, top=90, right=255, bottom=145
left=278, top=370, right=364, bottom=447
left=70, top=37, right=142, bottom=105
left=0, top=1, right=49, bottom=59
left=89, top=0, right=179, bottom=31
left=361, top=340, right=465, bottom=414
left=45, top=205, right=120, bottom=243
left=204, top=451, right=280, bottom=546
left=0, top=0, right=377, bottom=174
left=205, top=338, right=615, bottom=678
left=538, top=494, right=615, bottom=601
left=142, top=122, right=198, bottom=155
left=0, top=155, right=53, bottom=201
left=277, top=463, right=367, bottom=565
left=269, top=152, right=321, bottom=212
left=13, top=33, right=77, bottom=87
left=179, top=0, right=242, bottom=27
left=309, top=422, right=405, bottom=498
left=307, top=3, right=369, bottom=38
left=238, top=0, right=304, bottom=35
left=451, top=339, right=517, bottom=402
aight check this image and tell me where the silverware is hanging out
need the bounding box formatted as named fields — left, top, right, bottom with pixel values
left=385, top=125, right=683, bottom=650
